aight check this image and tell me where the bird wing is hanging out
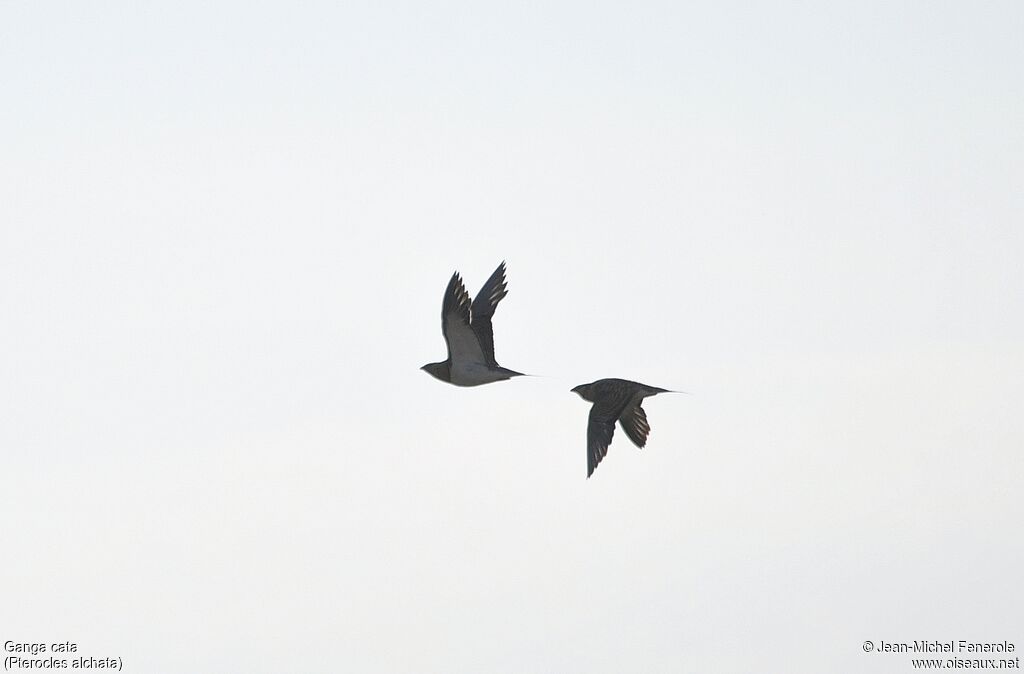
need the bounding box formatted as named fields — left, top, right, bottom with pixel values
left=618, top=401, right=651, bottom=448
left=469, top=262, right=509, bottom=366
left=441, top=272, right=487, bottom=365
left=586, top=387, right=632, bottom=477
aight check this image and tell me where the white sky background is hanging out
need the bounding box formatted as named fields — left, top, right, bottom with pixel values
left=2, top=1, right=1022, bottom=671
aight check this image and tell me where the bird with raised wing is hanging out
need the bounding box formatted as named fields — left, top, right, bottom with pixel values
left=571, top=378, right=676, bottom=478
left=421, top=261, right=525, bottom=386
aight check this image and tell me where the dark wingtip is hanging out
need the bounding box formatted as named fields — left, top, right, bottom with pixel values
left=443, top=271, right=465, bottom=298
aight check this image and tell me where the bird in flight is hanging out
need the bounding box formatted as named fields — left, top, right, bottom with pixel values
left=571, top=378, right=676, bottom=478
left=421, top=261, right=525, bottom=386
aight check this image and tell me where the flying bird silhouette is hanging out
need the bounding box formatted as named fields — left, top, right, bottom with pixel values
left=571, top=378, right=675, bottom=478
left=421, top=262, right=525, bottom=386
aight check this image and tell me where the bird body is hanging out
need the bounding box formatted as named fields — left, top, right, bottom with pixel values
left=449, top=359, right=522, bottom=387
left=571, top=378, right=674, bottom=477
left=422, top=262, right=524, bottom=387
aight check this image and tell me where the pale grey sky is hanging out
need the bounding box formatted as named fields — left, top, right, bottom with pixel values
left=2, top=2, right=1022, bottom=672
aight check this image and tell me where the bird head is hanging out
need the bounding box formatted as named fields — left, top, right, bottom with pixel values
left=420, top=361, right=449, bottom=382
left=571, top=383, right=593, bottom=401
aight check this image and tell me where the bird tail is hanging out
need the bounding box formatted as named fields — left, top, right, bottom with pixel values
left=647, top=386, right=690, bottom=396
